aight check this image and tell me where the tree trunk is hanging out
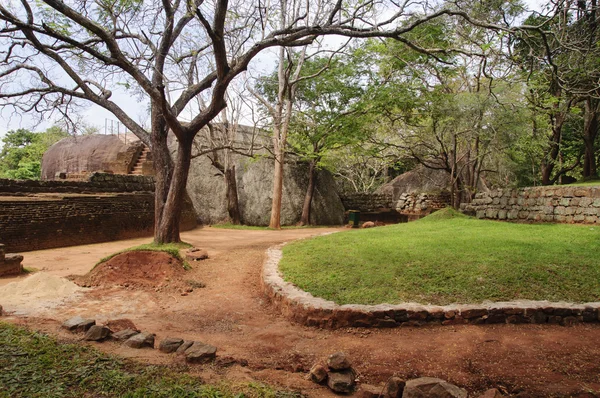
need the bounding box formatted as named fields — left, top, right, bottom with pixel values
left=154, top=137, right=193, bottom=243
left=225, top=165, right=241, bottom=224
left=541, top=117, right=565, bottom=185
left=269, top=151, right=285, bottom=229
left=583, top=97, right=599, bottom=179
left=150, top=107, right=174, bottom=243
left=299, top=160, right=317, bottom=226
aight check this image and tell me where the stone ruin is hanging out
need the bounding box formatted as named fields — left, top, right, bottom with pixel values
left=0, top=243, right=23, bottom=277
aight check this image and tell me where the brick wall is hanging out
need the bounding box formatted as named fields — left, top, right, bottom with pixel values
left=0, top=173, right=197, bottom=252
left=0, top=173, right=154, bottom=194
left=461, top=186, right=600, bottom=224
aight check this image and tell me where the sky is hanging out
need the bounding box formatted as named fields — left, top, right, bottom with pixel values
left=0, top=0, right=544, bottom=144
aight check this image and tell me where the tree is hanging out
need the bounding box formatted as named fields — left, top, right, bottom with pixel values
left=515, top=1, right=600, bottom=182
left=287, top=55, right=369, bottom=224
left=0, top=0, right=535, bottom=242
left=0, top=126, right=68, bottom=179
left=348, top=3, right=532, bottom=205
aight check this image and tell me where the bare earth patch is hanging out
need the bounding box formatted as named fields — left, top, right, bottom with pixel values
left=2, top=226, right=600, bottom=397
left=73, top=250, right=187, bottom=291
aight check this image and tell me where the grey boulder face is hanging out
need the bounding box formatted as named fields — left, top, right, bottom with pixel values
left=402, top=377, right=468, bottom=398
left=186, top=154, right=344, bottom=226
left=41, top=135, right=128, bottom=180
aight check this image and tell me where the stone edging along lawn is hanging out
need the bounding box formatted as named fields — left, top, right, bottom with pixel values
left=261, top=244, right=600, bottom=328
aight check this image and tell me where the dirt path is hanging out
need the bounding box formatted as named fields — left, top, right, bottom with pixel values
left=3, top=226, right=600, bottom=397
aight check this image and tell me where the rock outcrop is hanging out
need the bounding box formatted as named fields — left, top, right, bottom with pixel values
left=41, top=135, right=130, bottom=180
left=185, top=132, right=345, bottom=226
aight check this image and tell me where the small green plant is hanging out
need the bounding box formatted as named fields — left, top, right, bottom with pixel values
left=0, top=322, right=300, bottom=398
left=96, top=241, right=193, bottom=270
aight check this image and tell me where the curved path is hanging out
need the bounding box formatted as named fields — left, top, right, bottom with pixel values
left=2, top=226, right=600, bottom=397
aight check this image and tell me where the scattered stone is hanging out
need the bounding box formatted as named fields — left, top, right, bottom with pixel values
left=215, top=356, right=237, bottom=367
left=112, top=329, right=139, bottom=341
left=176, top=340, right=194, bottom=354
left=358, top=384, right=384, bottom=398
left=403, top=377, right=467, bottom=398
left=327, top=351, right=351, bottom=370
left=478, top=388, right=504, bottom=398
left=185, top=341, right=217, bottom=363
left=62, top=316, right=96, bottom=333
left=384, top=376, right=405, bottom=398
left=124, top=332, right=155, bottom=349
left=106, top=319, right=138, bottom=332
left=186, top=248, right=209, bottom=261
left=159, top=337, right=184, bottom=353
left=83, top=325, right=111, bottom=341
left=309, top=364, right=328, bottom=384
left=327, top=369, right=356, bottom=393
left=362, top=221, right=375, bottom=228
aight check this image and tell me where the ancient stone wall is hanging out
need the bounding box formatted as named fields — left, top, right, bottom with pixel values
left=0, top=173, right=154, bottom=194
left=395, top=191, right=451, bottom=215
left=461, top=186, right=600, bottom=223
left=340, top=193, right=394, bottom=212
left=340, top=191, right=451, bottom=218
left=0, top=173, right=196, bottom=252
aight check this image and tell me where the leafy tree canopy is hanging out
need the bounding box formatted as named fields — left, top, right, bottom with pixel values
left=0, top=126, right=68, bottom=180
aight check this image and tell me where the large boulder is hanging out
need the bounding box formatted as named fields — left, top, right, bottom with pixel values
left=41, top=135, right=130, bottom=180
left=185, top=132, right=344, bottom=226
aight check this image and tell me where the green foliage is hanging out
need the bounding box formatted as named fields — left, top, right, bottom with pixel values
left=0, top=323, right=297, bottom=398
left=279, top=215, right=600, bottom=305
left=0, top=127, right=68, bottom=180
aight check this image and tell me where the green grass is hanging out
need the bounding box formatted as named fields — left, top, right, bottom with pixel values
left=279, top=208, right=600, bottom=306
left=96, top=242, right=193, bottom=270
left=0, top=322, right=301, bottom=398
left=211, top=223, right=270, bottom=230
left=561, top=180, right=600, bottom=187
left=210, top=223, right=325, bottom=230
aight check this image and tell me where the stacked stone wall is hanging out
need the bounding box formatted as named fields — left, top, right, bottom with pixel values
left=395, top=191, right=451, bottom=215
left=462, top=186, right=600, bottom=224
left=0, top=173, right=196, bottom=252
left=340, top=193, right=393, bottom=212
left=0, top=173, right=154, bottom=194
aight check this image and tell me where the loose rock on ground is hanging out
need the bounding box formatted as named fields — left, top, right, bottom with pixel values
left=185, top=341, right=217, bottom=363
left=403, top=377, right=468, bottom=398
left=84, top=325, right=111, bottom=341
left=62, top=316, right=95, bottom=332
left=124, top=332, right=155, bottom=349
left=159, top=337, right=184, bottom=353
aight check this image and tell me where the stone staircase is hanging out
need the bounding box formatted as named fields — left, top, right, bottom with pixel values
left=130, top=145, right=150, bottom=175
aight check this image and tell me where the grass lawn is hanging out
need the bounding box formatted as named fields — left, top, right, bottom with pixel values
left=279, top=208, right=600, bottom=306
left=561, top=179, right=600, bottom=187
left=210, top=223, right=324, bottom=231
left=0, top=323, right=299, bottom=398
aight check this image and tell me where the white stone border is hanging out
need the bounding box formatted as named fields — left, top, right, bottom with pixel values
left=262, top=244, right=600, bottom=328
